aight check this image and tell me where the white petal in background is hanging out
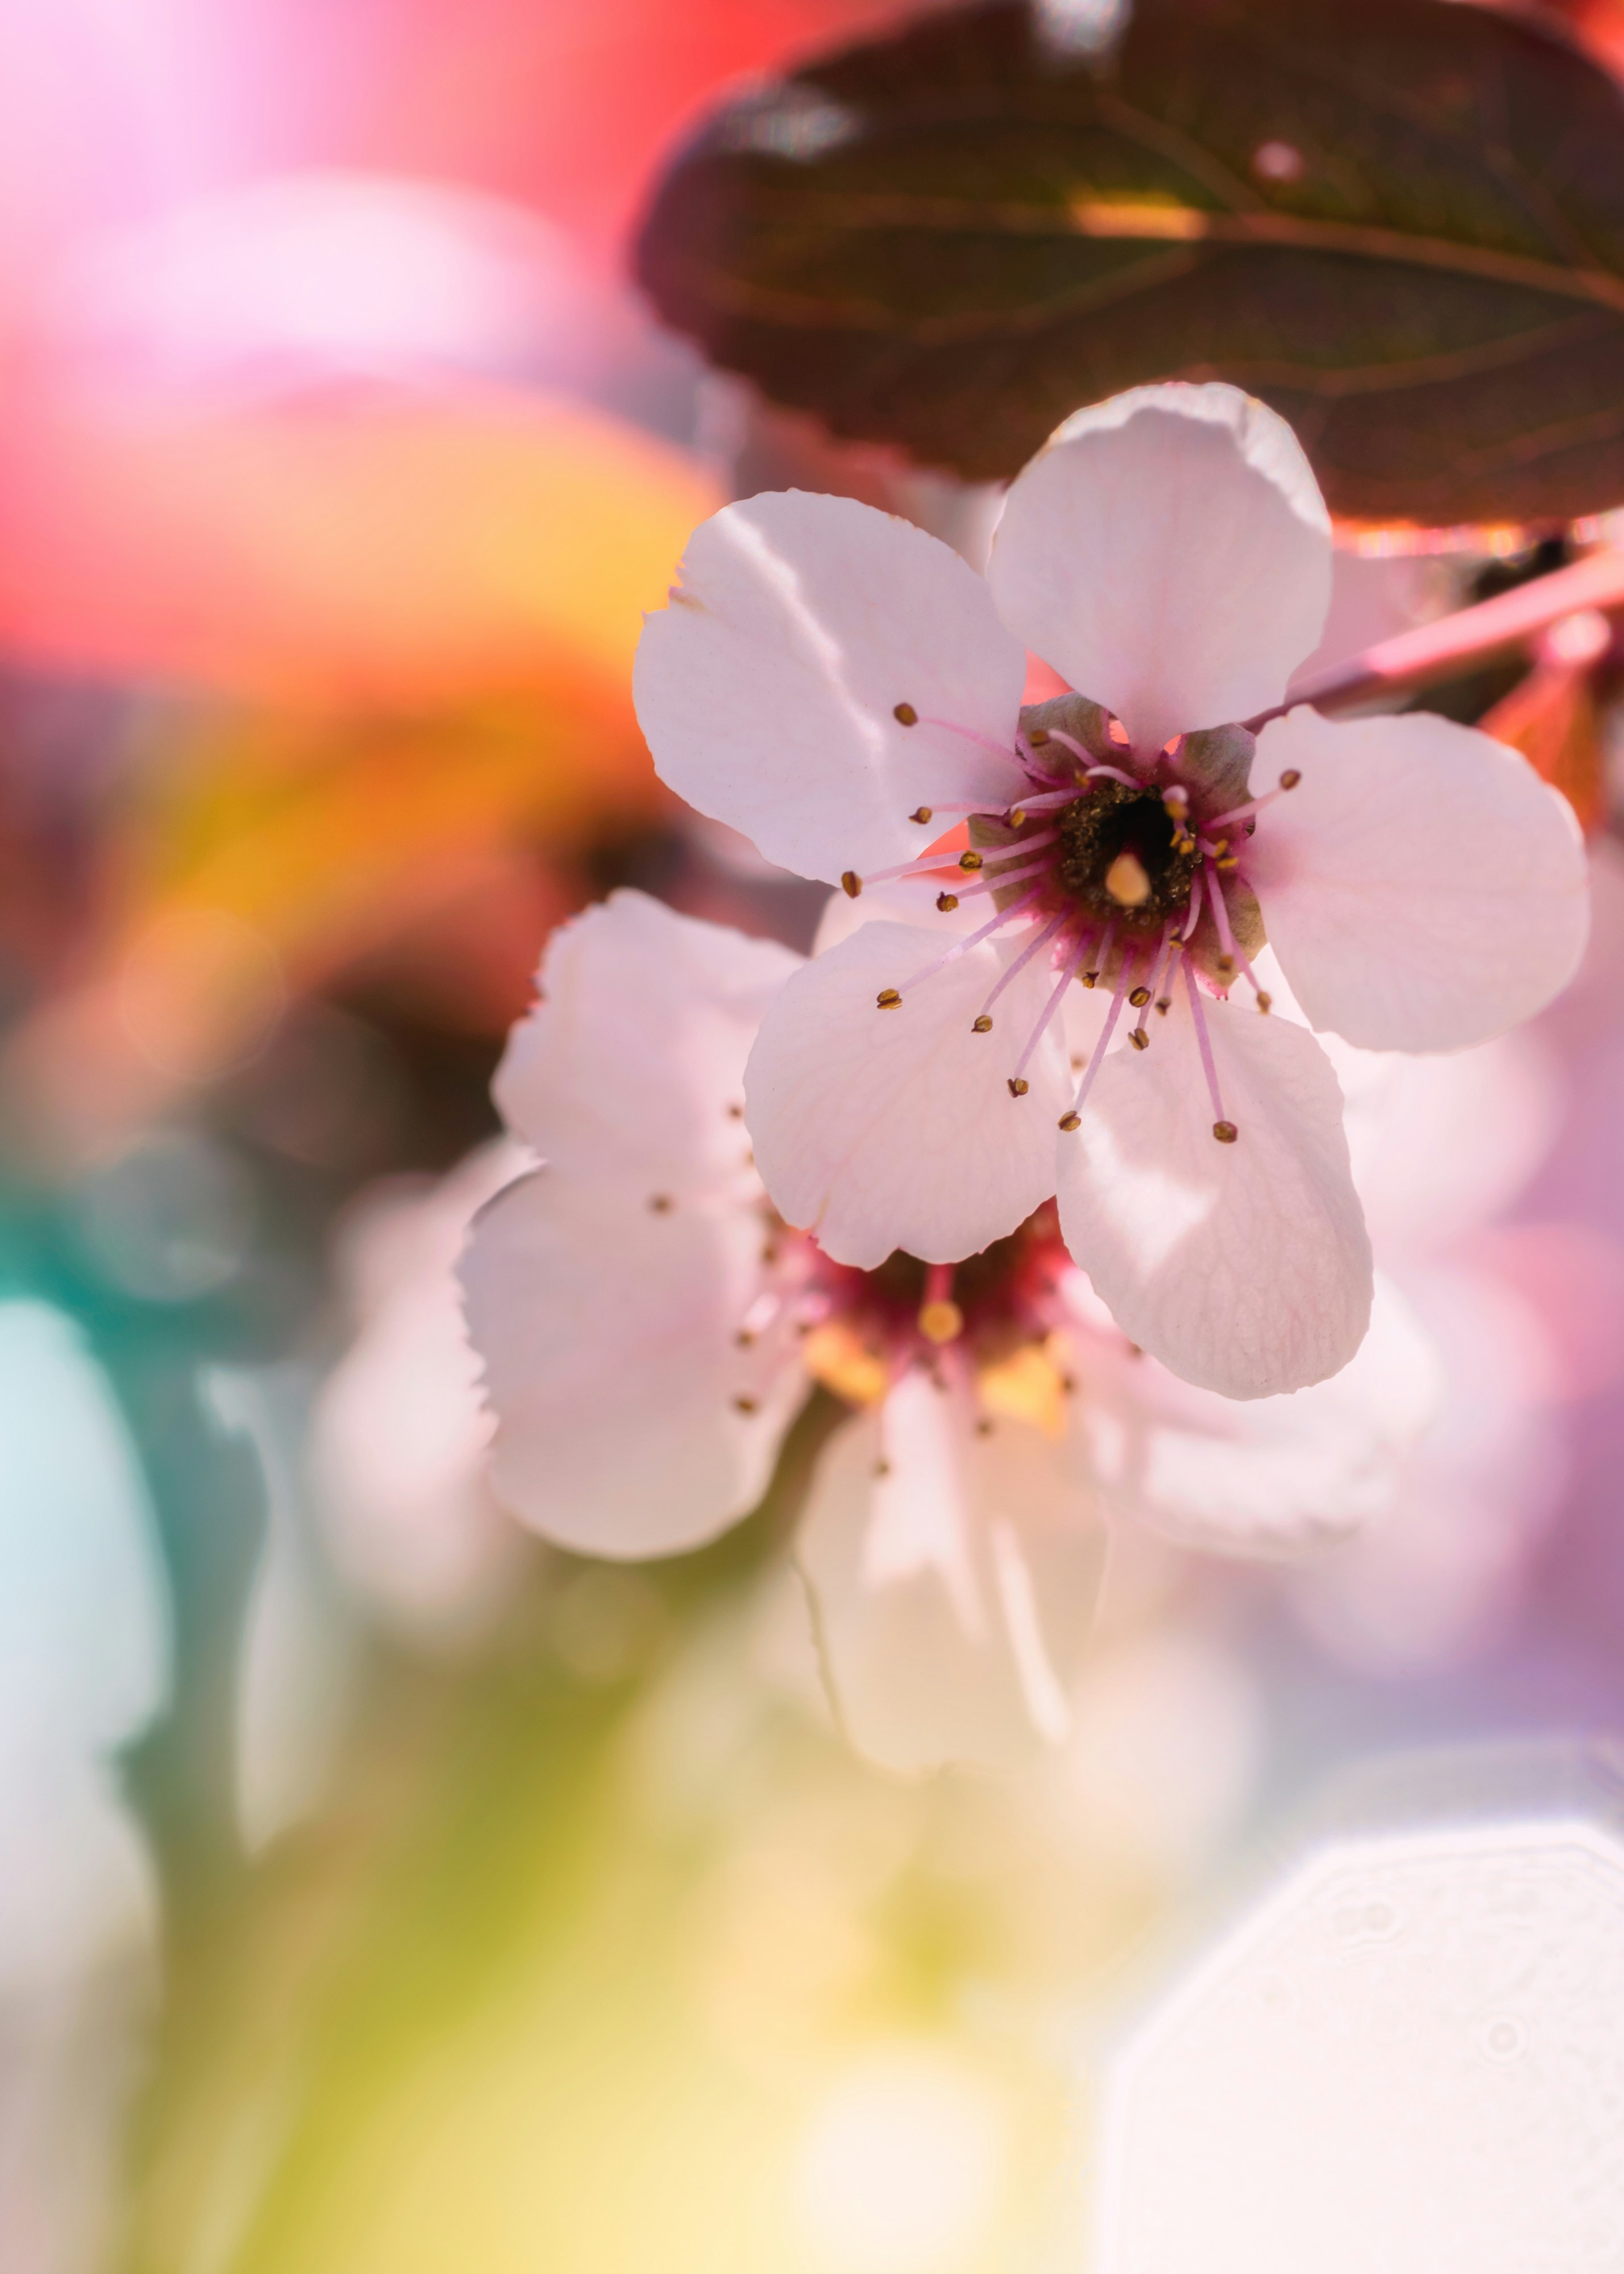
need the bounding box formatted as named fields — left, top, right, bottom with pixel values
left=1251, top=706, right=1589, bottom=1053
left=462, top=1168, right=803, bottom=1557
left=493, top=890, right=800, bottom=1196
left=634, top=488, right=1027, bottom=885
left=0, top=1301, right=169, bottom=2274
left=746, top=919, right=1071, bottom=1268
left=313, top=1140, right=526, bottom=1636
left=988, top=383, right=1331, bottom=754
left=796, top=1370, right=1106, bottom=1774
left=1057, top=989, right=1372, bottom=1400
left=1079, top=1275, right=1440, bottom=1559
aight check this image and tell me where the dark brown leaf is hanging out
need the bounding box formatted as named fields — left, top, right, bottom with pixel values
left=636, top=0, right=1624, bottom=522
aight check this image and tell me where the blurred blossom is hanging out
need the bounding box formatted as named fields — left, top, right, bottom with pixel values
left=791, top=2045, right=1011, bottom=2273
left=463, top=891, right=1434, bottom=1774
left=0, top=1301, right=168, bottom=2274
left=74, top=1127, right=256, bottom=1302
left=313, top=1142, right=527, bottom=1636
left=1100, top=1796, right=1624, bottom=2271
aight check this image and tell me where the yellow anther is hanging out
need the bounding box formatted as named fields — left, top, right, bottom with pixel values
left=917, top=1298, right=964, bottom=1345
left=1082, top=970, right=1099, bottom=988
left=958, top=849, right=984, bottom=872
left=841, top=870, right=862, bottom=898
left=1155, top=997, right=1172, bottom=1015
left=1280, top=768, right=1301, bottom=789
left=1216, top=854, right=1239, bottom=870
left=733, top=1394, right=759, bottom=1413
left=1129, top=1026, right=1150, bottom=1051
left=1008, top=807, right=1028, bottom=828
left=649, top=1193, right=674, bottom=1213
left=936, top=891, right=960, bottom=911
left=1256, top=990, right=1273, bottom=1014
left=1104, top=850, right=1152, bottom=907
left=1214, top=953, right=1236, bottom=976
left=1027, top=727, right=1050, bottom=747
left=894, top=702, right=919, bottom=725
left=1007, top=1077, right=1029, bottom=1097
left=1212, top=1120, right=1239, bottom=1144
left=876, top=987, right=903, bottom=1009
left=971, top=1014, right=993, bottom=1033
left=1129, top=985, right=1151, bottom=1008
left=1058, top=1110, right=1081, bottom=1131
left=911, top=806, right=933, bottom=823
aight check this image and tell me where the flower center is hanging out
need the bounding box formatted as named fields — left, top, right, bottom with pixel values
left=840, top=692, right=1300, bottom=1148
left=788, top=1204, right=1077, bottom=1426
left=1054, top=777, right=1199, bottom=935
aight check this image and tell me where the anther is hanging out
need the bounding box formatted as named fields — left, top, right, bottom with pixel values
left=917, top=1298, right=964, bottom=1345
left=726, top=1103, right=744, bottom=1119
left=1104, top=850, right=1152, bottom=908
left=649, top=1193, right=674, bottom=1213
left=971, top=1014, right=993, bottom=1033
left=936, top=891, right=959, bottom=911
left=876, top=987, right=903, bottom=1009
left=1007, top=1077, right=1029, bottom=1097
left=910, top=806, right=933, bottom=823
left=1215, top=953, right=1236, bottom=977
left=841, top=870, right=862, bottom=898
left=733, top=1394, right=760, bottom=1413
left=1280, top=768, right=1301, bottom=789
left=1212, top=1121, right=1239, bottom=1144
left=1129, top=985, right=1151, bottom=1008
left=1216, top=854, right=1239, bottom=870
left=958, top=850, right=984, bottom=872
left=1008, top=807, right=1027, bottom=828
left=1082, top=970, right=1099, bottom=988
left=1155, top=997, right=1172, bottom=1015
left=1058, top=1110, right=1081, bottom=1131
left=1256, top=991, right=1273, bottom=1014
left=874, top=1458, right=891, bottom=1478
left=1129, top=1026, right=1150, bottom=1051
left=975, top=1417, right=995, bottom=1437
left=894, top=702, right=919, bottom=725
left=1027, top=728, right=1050, bottom=747
left=734, top=1329, right=755, bottom=1347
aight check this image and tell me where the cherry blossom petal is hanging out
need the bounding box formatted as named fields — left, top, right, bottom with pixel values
left=634, top=489, right=1027, bottom=885
left=988, top=384, right=1331, bottom=756
left=494, top=889, right=799, bottom=1192
left=1056, top=990, right=1372, bottom=1399
left=1249, top=706, right=1589, bottom=1052
left=460, top=1171, right=802, bottom=1557
left=796, top=1370, right=1106, bottom=1773
left=1078, top=1275, right=1438, bottom=1557
left=745, top=919, right=1071, bottom=1268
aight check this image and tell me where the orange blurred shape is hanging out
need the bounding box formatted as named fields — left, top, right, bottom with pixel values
left=0, top=367, right=717, bottom=707
left=1478, top=615, right=1611, bottom=833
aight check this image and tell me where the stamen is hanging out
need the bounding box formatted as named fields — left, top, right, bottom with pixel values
left=910, top=806, right=933, bottom=824
left=1010, top=936, right=1091, bottom=1082
left=1183, top=955, right=1238, bottom=1143
left=1204, top=873, right=1270, bottom=1007
left=1149, top=922, right=1182, bottom=1014
left=894, top=702, right=919, bottom=725
left=1179, top=866, right=1205, bottom=944
left=1086, top=763, right=1148, bottom=792
left=884, top=889, right=1048, bottom=1006
left=1082, top=918, right=1116, bottom=988
left=944, top=856, right=1056, bottom=902
left=1061, top=955, right=1136, bottom=1128
left=876, top=989, right=902, bottom=1009
left=974, top=910, right=1069, bottom=1027
left=915, top=714, right=1024, bottom=763
left=936, top=891, right=959, bottom=912
left=841, top=870, right=862, bottom=898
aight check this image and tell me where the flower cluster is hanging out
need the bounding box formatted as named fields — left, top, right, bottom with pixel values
left=464, top=381, right=1589, bottom=1766
left=462, top=891, right=1434, bottom=1770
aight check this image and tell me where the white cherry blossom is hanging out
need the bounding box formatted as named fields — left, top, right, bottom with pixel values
left=633, top=383, right=1589, bottom=1399
left=461, top=890, right=1435, bottom=1772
